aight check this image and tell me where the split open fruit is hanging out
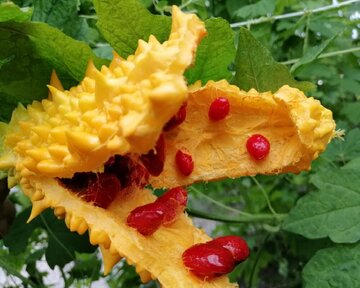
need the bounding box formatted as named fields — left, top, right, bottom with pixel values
left=0, top=6, right=335, bottom=288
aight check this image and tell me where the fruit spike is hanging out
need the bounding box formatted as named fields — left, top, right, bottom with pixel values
left=0, top=6, right=206, bottom=179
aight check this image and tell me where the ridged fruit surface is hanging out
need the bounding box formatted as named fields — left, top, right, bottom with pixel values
left=0, top=6, right=206, bottom=179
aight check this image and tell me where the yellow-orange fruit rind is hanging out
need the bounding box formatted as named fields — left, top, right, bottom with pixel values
left=151, top=80, right=336, bottom=188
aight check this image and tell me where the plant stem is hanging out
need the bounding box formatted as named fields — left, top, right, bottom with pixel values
left=230, top=0, right=360, bottom=28
left=0, top=258, right=37, bottom=287
left=251, top=177, right=278, bottom=216
left=248, top=233, right=271, bottom=288
left=59, top=267, right=69, bottom=288
left=302, top=13, right=311, bottom=54
left=188, top=208, right=287, bottom=224
left=281, top=46, right=360, bottom=65
left=180, top=0, right=194, bottom=9
left=189, top=186, right=253, bottom=217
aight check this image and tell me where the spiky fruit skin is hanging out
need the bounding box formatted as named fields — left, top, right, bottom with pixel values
left=208, top=236, right=250, bottom=263
left=182, top=243, right=235, bottom=279
left=0, top=6, right=206, bottom=180
left=246, top=134, right=270, bottom=160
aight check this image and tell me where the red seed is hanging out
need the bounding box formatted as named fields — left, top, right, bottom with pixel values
left=157, top=187, right=188, bottom=207
left=164, top=102, right=187, bottom=131
left=175, top=150, right=194, bottom=176
left=246, top=134, right=270, bottom=160
left=86, top=173, right=121, bottom=208
left=208, top=236, right=250, bottom=263
left=182, top=243, right=235, bottom=279
left=156, top=187, right=188, bottom=224
left=140, top=134, right=166, bottom=176
left=127, top=202, right=166, bottom=236
left=208, top=97, right=230, bottom=121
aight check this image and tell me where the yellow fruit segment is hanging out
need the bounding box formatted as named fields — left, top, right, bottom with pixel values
left=150, top=80, right=336, bottom=188
left=0, top=6, right=206, bottom=178
left=24, top=177, right=238, bottom=288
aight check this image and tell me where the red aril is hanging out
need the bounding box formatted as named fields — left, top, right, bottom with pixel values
left=208, top=97, right=230, bottom=121
left=127, top=202, right=166, bottom=236
left=182, top=243, right=235, bottom=279
left=246, top=134, right=270, bottom=160
left=156, top=187, right=188, bottom=224
left=175, top=150, right=194, bottom=176
left=86, top=173, right=121, bottom=208
left=157, top=187, right=188, bottom=207
left=208, top=236, right=250, bottom=263
left=164, top=102, right=187, bottom=131
left=140, top=134, right=166, bottom=176
left=130, top=163, right=149, bottom=188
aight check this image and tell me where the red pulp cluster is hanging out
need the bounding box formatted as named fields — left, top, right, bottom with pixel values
left=127, top=187, right=188, bottom=235
left=182, top=236, right=250, bottom=279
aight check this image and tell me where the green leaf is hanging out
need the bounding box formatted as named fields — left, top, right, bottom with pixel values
left=340, top=102, right=360, bottom=125
left=283, top=168, right=360, bottom=243
left=185, top=18, right=235, bottom=85
left=0, top=243, right=37, bottom=287
left=233, top=28, right=315, bottom=93
left=93, top=0, right=171, bottom=58
left=302, top=243, right=360, bottom=288
left=290, top=35, right=336, bottom=73
left=0, top=13, right=108, bottom=121
left=322, top=128, right=360, bottom=163
left=69, top=253, right=101, bottom=280
left=343, top=157, right=360, bottom=170
left=3, top=207, right=41, bottom=254
left=234, top=0, right=275, bottom=19
left=0, top=2, right=32, bottom=22
left=40, top=211, right=96, bottom=269
left=4, top=207, right=96, bottom=268
left=32, top=0, right=79, bottom=29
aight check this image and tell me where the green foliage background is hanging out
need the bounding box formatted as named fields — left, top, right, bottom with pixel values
left=0, top=0, right=359, bottom=287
